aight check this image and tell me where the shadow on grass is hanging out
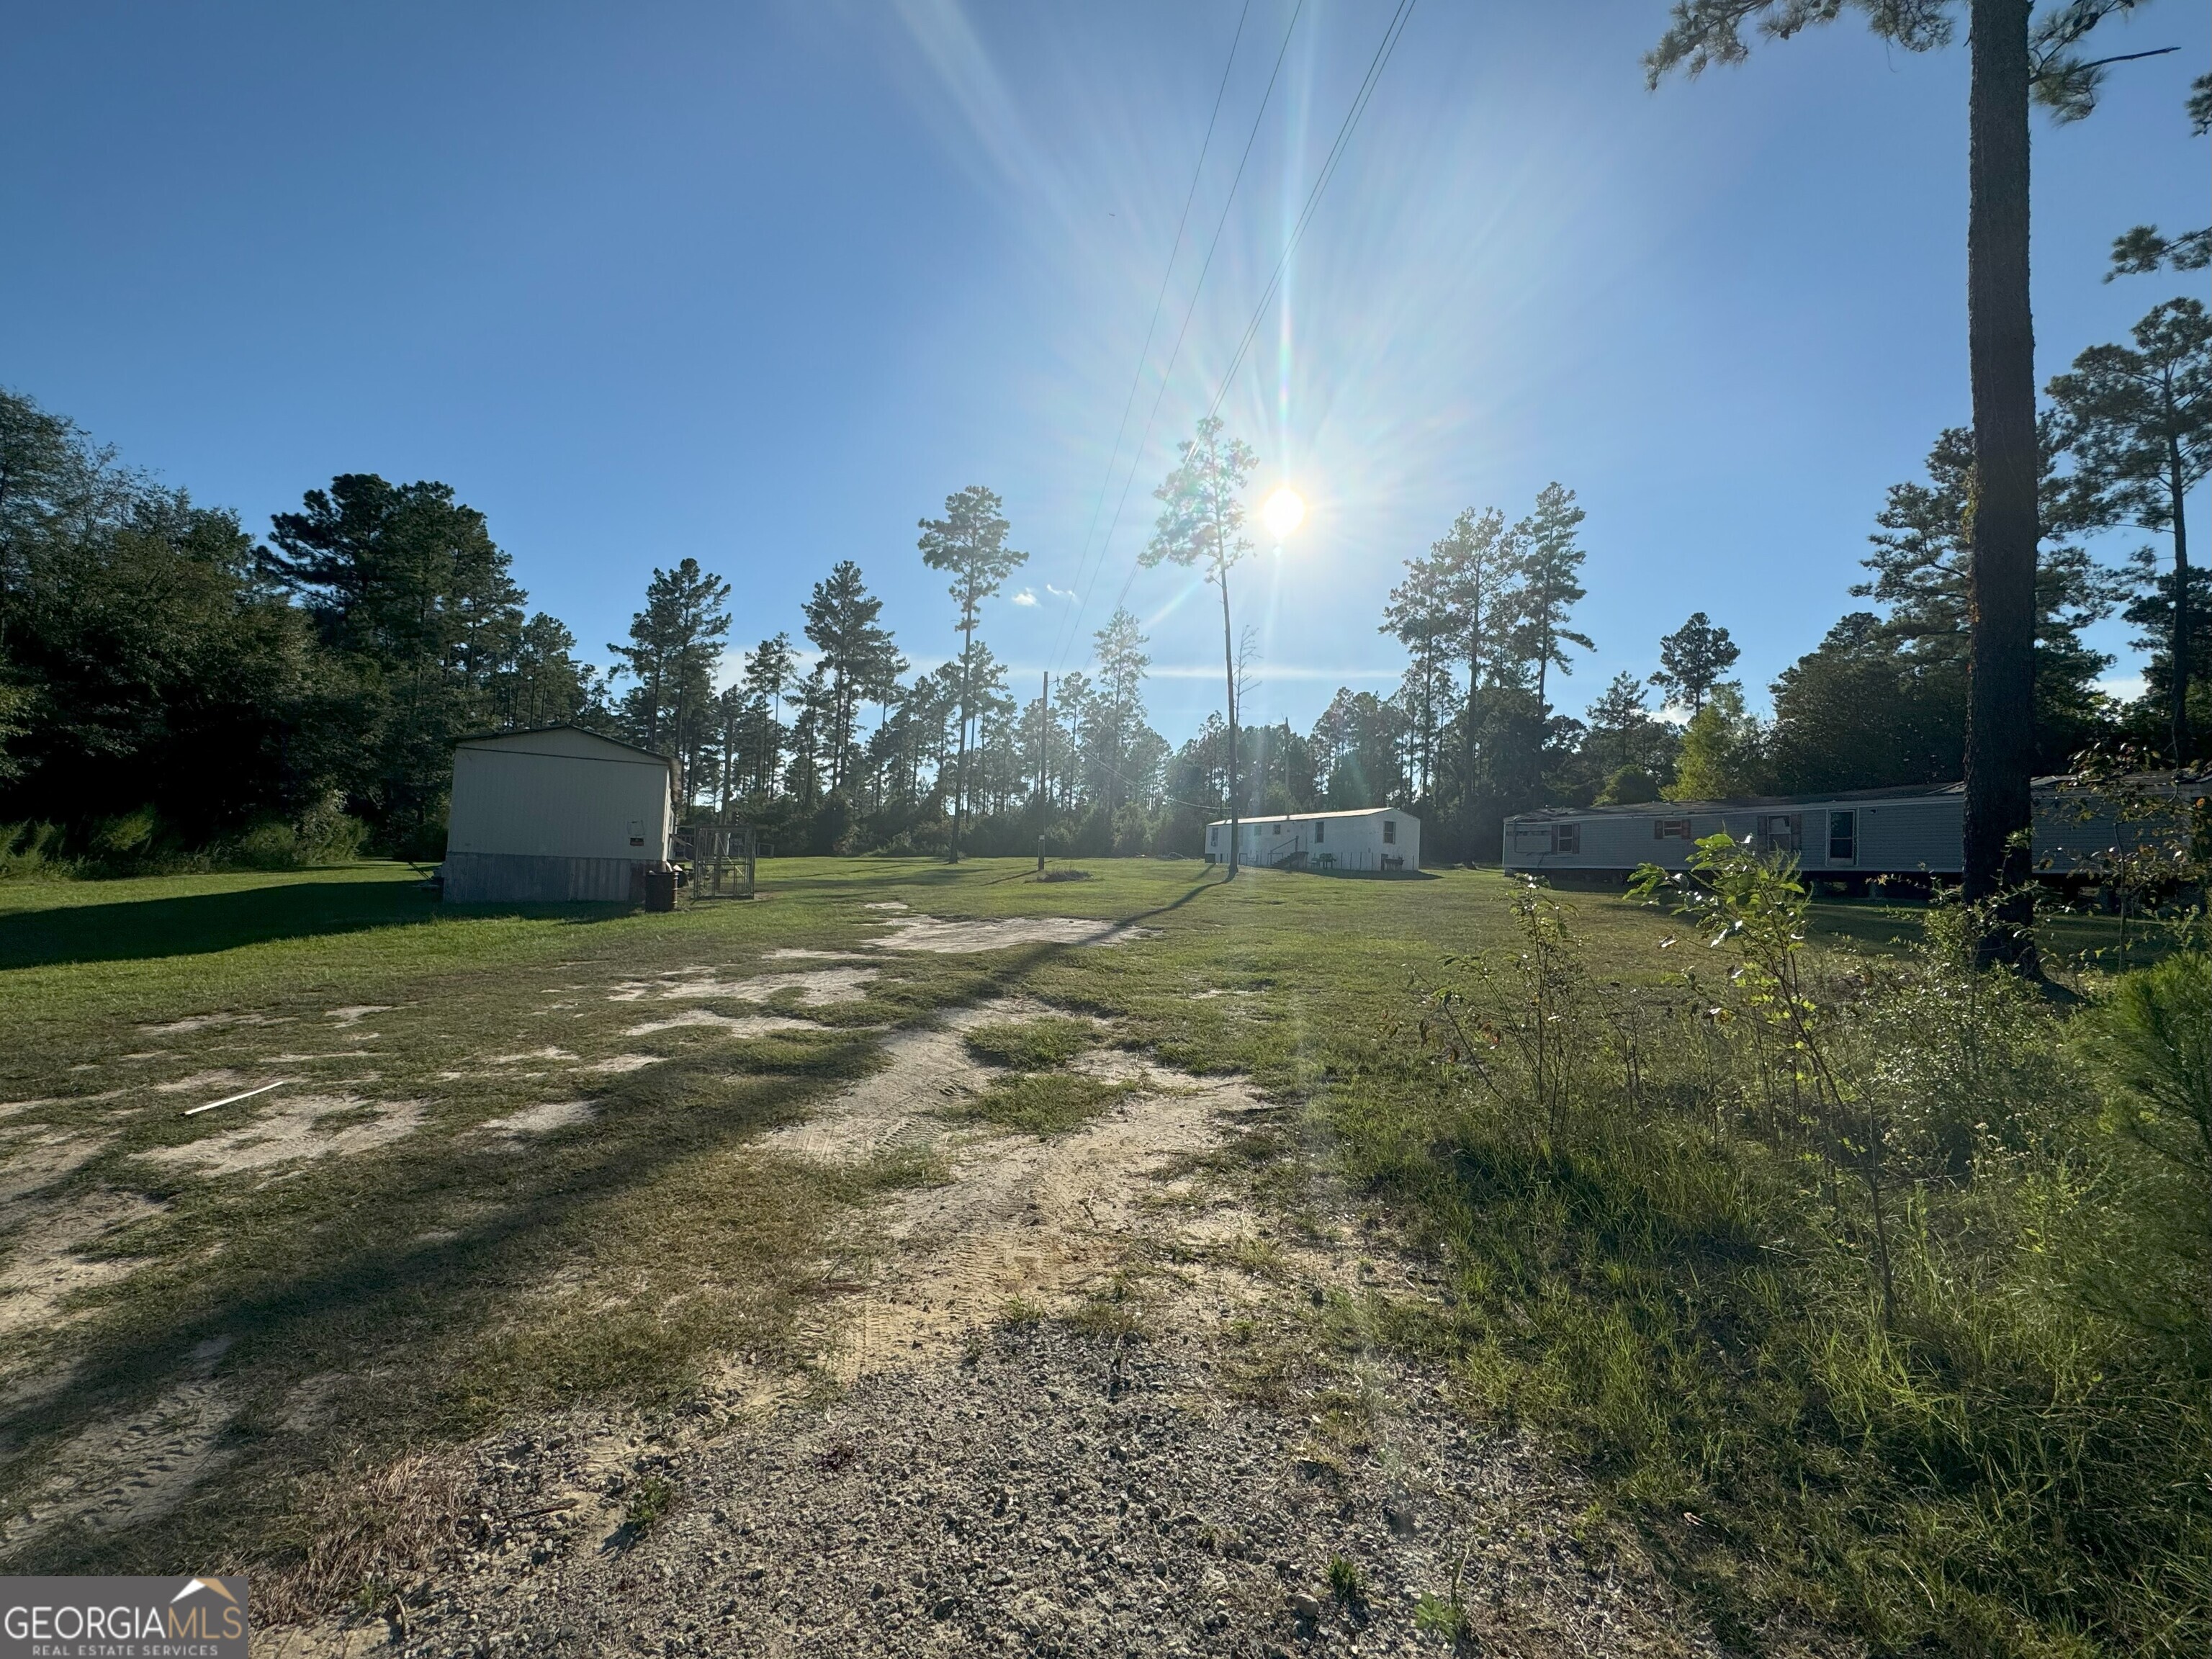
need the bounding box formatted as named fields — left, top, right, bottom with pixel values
left=0, top=882, right=1228, bottom=1581
left=0, top=881, right=635, bottom=971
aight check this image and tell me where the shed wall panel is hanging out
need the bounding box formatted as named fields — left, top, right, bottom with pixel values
left=447, top=747, right=672, bottom=863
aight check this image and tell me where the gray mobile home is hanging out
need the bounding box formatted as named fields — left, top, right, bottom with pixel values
left=1503, top=776, right=2200, bottom=884
left=1206, top=806, right=1419, bottom=872
left=443, top=726, right=675, bottom=902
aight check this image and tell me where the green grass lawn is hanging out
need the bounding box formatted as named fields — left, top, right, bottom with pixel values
left=0, top=855, right=2180, bottom=1650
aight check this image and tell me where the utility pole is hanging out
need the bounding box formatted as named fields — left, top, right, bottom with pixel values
left=1038, top=672, right=1051, bottom=809
left=1037, top=671, right=1050, bottom=873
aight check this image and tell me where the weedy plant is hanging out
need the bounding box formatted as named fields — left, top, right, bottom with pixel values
left=1364, top=847, right=2212, bottom=1655
left=1325, top=1553, right=1368, bottom=1612
left=621, top=1476, right=675, bottom=1536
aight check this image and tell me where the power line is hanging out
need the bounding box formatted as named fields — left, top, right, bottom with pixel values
left=1052, top=0, right=1308, bottom=675
left=1103, top=0, right=1419, bottom=629
left=1204, top=0, right=1417, bottom=421
left=1048, top=0, right=1254, bottom=675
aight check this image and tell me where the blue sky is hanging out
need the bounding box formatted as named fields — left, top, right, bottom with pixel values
left=3, top=1, right=2205, bottom=740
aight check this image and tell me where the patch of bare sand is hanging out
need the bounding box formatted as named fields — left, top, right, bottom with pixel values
left=756, top=999, right=1256, bottom=1379
left=0, top=1133, right=111, bottom=1210
left=752, top=1002, right=1038, bottom=1166
left=868, top=914, right=1159, bottom=953
left=153, top=1068, right=250, bottom=1094
left=0, top=1187, right=164, bottom=1344
left=485, top=1047, right=577, bottom=1065
left=609, top=966, right=880, bottom=1006
left=620, top=1010, right=832, bottom=1039
left=134, top=1095, right=425, bottom=1178
left=477, top=1100, right=595, bottom=1143
left=575, top=1055, right=664, bottom=1076
left=136, top=1012, right=286, bottom=1035
left=325, top=1005, right=393, bottom=1026
left=0, top=1364, right=234, bottom=1550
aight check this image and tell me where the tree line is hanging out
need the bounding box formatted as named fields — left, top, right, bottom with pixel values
left=0, top=68, right=2197, bottom=872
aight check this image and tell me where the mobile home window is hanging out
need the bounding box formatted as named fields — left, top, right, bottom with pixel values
left=1208, top=825, right=1219, bottom=847
left=1654, top=817, right=1691, bottom=840
left=1556, top=822, right=1581, bottom=854
left=1827, top=810, right=1856, bottom=863
left=1311, top=819, right=1324, bottom=842
left=1382, top=819, right=1396, bottom=845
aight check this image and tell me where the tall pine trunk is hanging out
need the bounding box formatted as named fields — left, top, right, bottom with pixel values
left=1961, top=0, right=2040, bottom=963
left=950, top=619, right=971, bottom=862
left=1219, top=566, right=1239, bottom=876
left=2168, top=433, right=2192, bottom=762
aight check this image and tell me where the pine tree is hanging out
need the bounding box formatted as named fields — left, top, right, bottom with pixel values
left=606, top=557, right=732, bottom=809
left=1143, top=416, right=1256, bottom=873
left=918, top=486, right=1025, bottom=860
left=1088, top=607, right=1151, bottom=817
left=267, top=473, right=527, bottom=841
left=1382, top=547, right=1460, bottom=804
left=1510, top=483, right=1593, bottom=716
left=801, top=561, right=906, bottom=793
left=1860, top=423, right=2118, bottom=765
left=2048, top=297, right=2211, bottom=760
left=1647, top=0, right=2177, bottom=937
left=1651, top=612, right=1741, bottom=714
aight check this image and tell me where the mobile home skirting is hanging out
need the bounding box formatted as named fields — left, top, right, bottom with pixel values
left=441, top=850, right=649, bottom=903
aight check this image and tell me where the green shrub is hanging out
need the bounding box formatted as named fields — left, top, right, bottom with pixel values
left=0, top=821, right=76, bottom=880
left=234, top=820, right=305, bottom=869
left=295, top=793, right=371, bottom=864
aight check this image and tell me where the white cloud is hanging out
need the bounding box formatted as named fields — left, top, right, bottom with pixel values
left=1010, top=588, right=1038, bottom=606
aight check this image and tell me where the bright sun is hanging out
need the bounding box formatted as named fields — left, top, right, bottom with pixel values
left=1259, top=485, right=1306, bottom=541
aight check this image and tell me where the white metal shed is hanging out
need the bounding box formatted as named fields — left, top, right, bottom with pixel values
left=1205, top=807, right=1420, bottom=872
left=443, top=726, right=675, bottom=903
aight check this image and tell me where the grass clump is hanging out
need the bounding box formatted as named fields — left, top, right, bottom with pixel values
left=1326, top=1554, right=1369, bottom=1611
left=621, top=1476, right=675, bottom=1535
left=956, top=1074, right=1132, bottom=1136
left=961, top=1015, right=1100, bottom=1071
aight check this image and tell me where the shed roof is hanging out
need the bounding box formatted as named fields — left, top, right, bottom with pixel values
left=454, top=724, right=677, bottom=775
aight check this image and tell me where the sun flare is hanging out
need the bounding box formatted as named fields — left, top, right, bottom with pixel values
left=1259, top=485, right=1306, bottom=541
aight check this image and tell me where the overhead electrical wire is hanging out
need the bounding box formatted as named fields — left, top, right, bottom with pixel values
left=1098, top=0, right=1420, bottom=629
left=1202, top=0, right=1416, bottom=423
left=1046, top=0, right=1254, bottom=675
left=1051, top=0, right=1308, bottom=675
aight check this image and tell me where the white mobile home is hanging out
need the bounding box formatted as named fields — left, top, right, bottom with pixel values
left=443, top=726, right=675, bottom=903
left=1205, top=807, right=1419, bottom=873
left=1503, top=775, right=2201, bottom=885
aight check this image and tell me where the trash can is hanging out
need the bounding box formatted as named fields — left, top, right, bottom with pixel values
left=643, top=865, right=679, bottom=912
